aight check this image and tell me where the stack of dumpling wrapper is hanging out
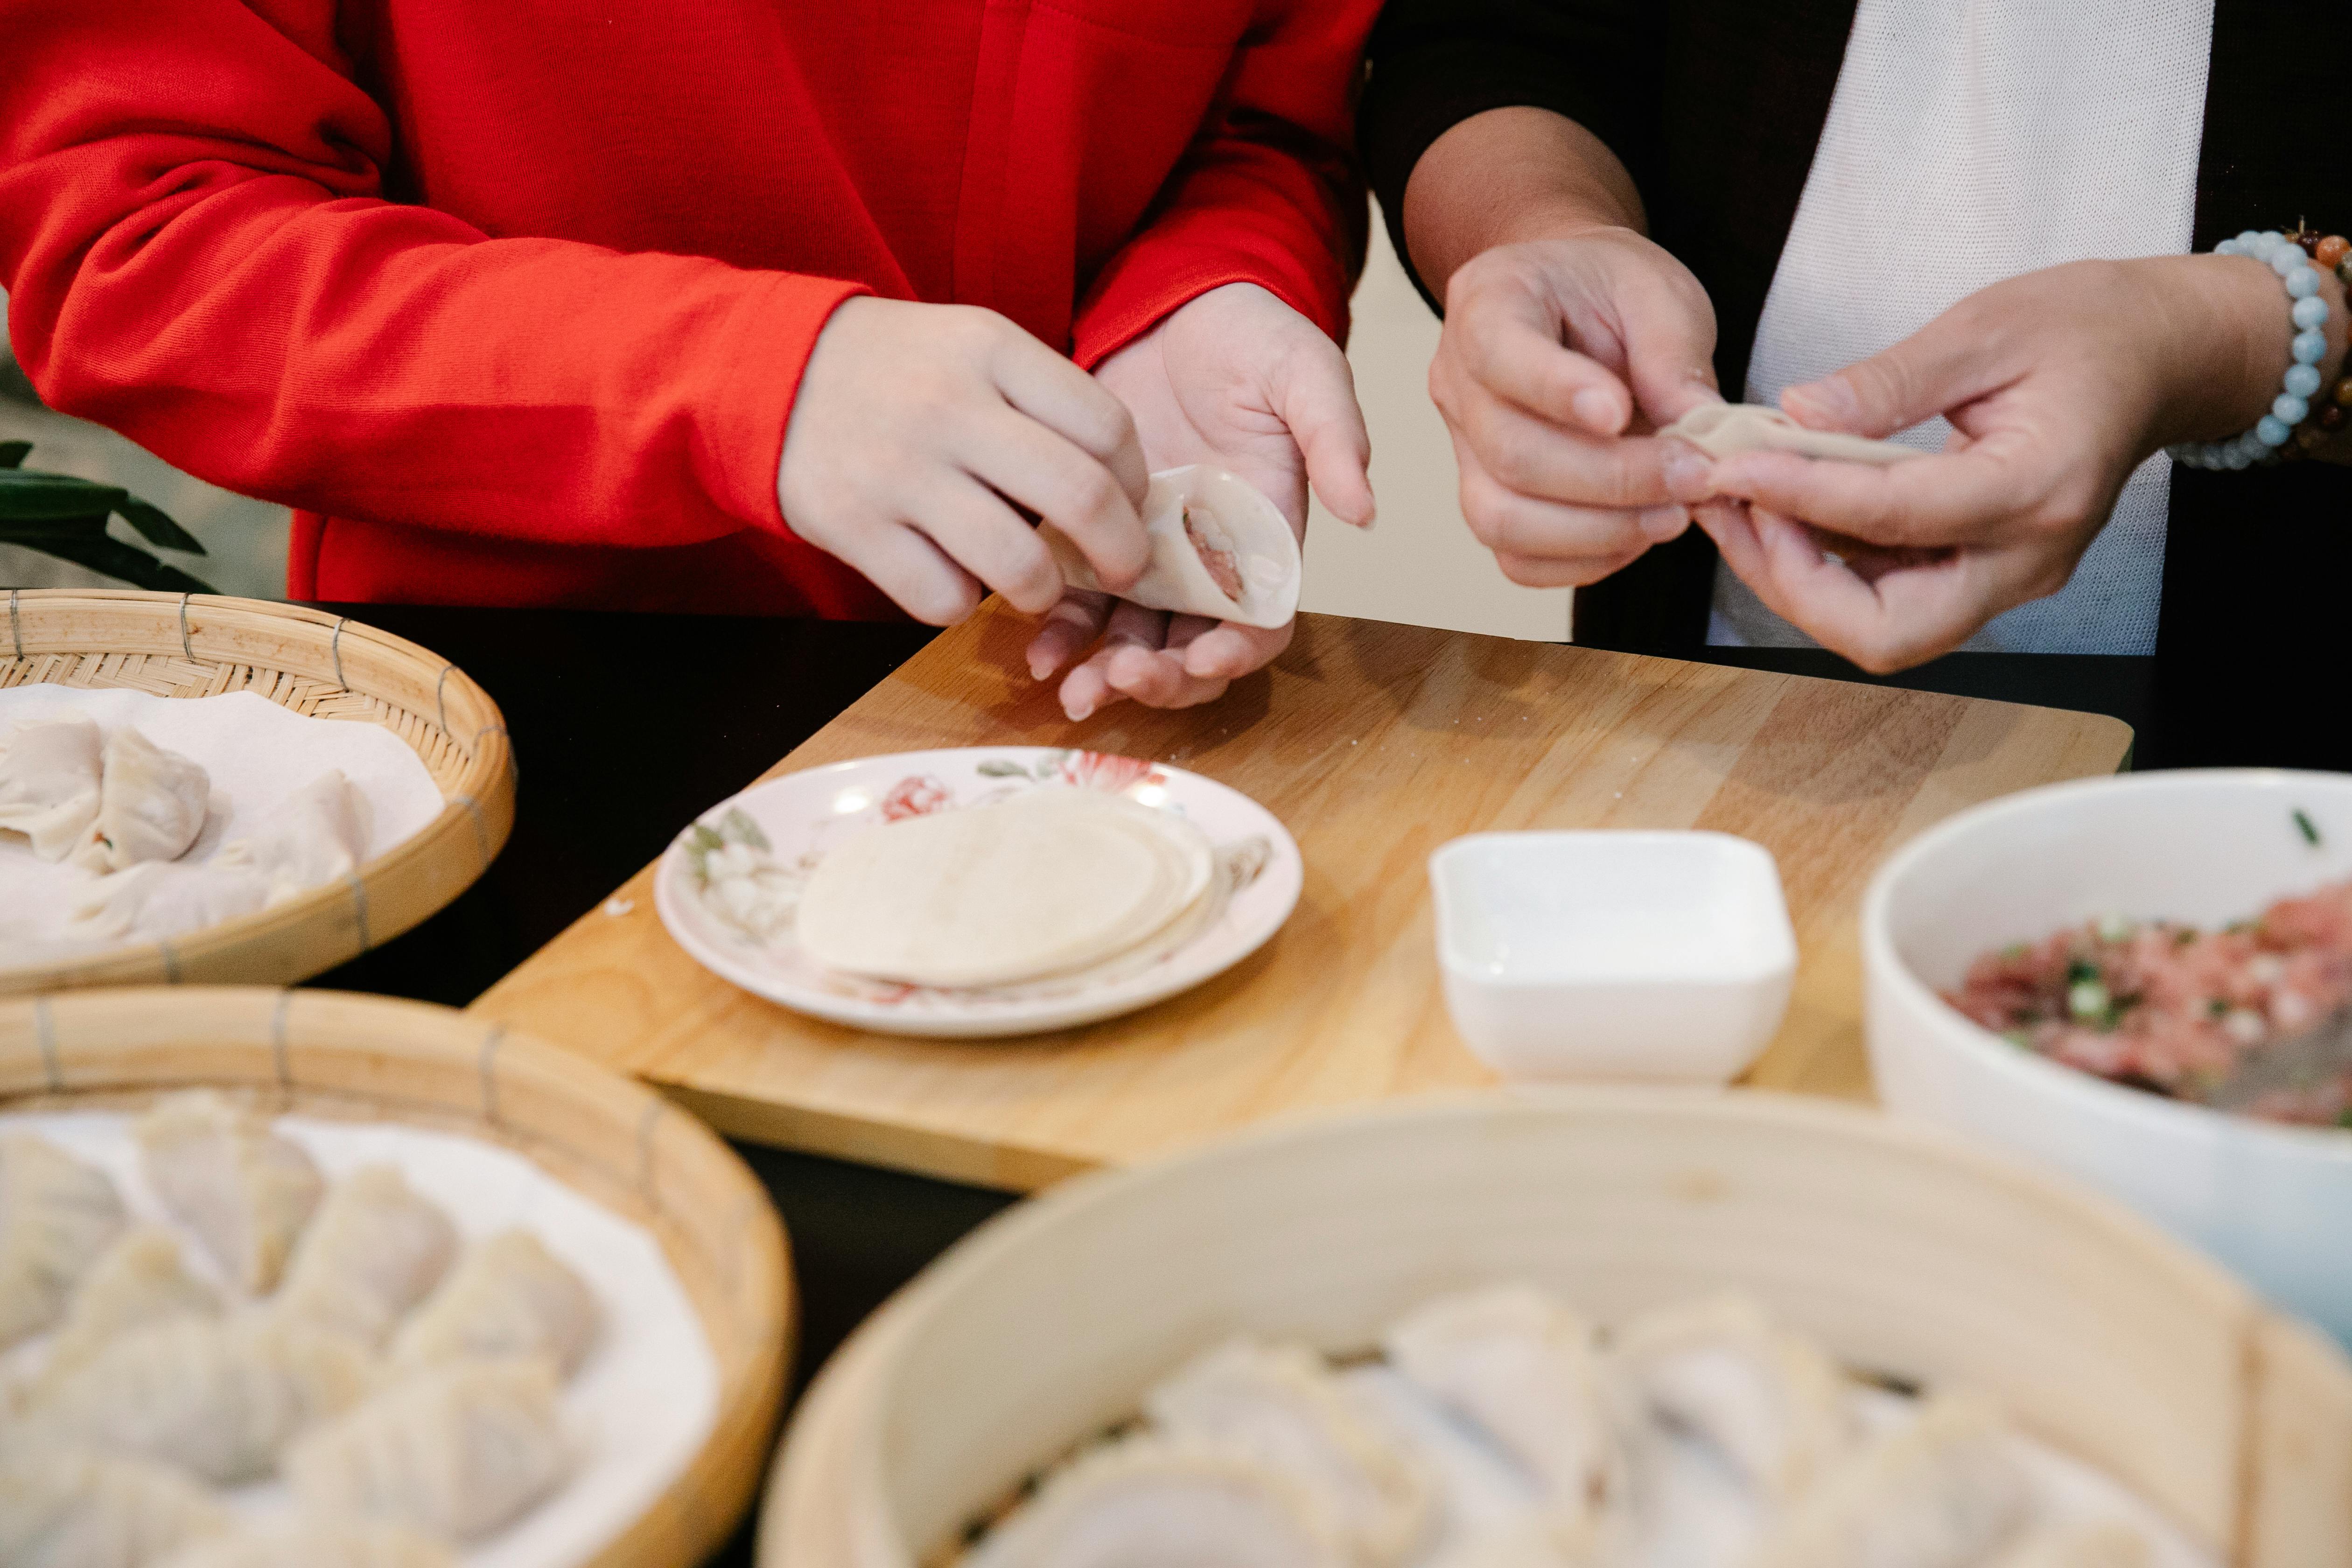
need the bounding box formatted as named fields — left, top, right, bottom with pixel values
left=705, top=787, right=1219, bottom=990
left=960, top=1285, right=2163, bottom=1568
left=0, top=1092, right=601, bottom=1568
left=0, top=708, right=375, bottom=947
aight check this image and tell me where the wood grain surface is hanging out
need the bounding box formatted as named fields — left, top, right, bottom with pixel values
left=471, top=600, right=2132, bottom=1191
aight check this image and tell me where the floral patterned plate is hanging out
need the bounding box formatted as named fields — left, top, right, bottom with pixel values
left=653, top=748, right=1303, bottom=1038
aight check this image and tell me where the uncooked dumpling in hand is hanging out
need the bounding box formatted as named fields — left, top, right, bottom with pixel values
left=152, top=1519, right=455, bottom=1568
left=0, top=711, right=103, bottom=862
left=391, top=1229, right=598, bottom=1377
left=70, top=728, right=210, bottom=874
left=0, top=1132, right=126, bottom=1349
left=275, top=1164, right=455, bottom=1347
left=21, top=1316, right=376, bottom=1485
left=136, top=1090, right=324, bottom=1294
left=33, top=1226, right=220, bottom=1395
left=0, top=1450, right=233, bottom=1568
left=283, top=1358, right=571, bottom=1541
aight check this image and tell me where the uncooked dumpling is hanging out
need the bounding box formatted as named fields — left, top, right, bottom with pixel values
left=68, top=861, right=272, bottom=945
left=21, top=1316, right=376, bottom=1484
left=0, top=1449, right=233, bottom=1568
left=70, top=728, right=210, bottom=874
left=275, top=1164, right=456, bottom=1347
left=34, top=1226, right=220, bottom=1394
left=0, top=1133, right=127, bottom=1348
left=1040, top=465, right=1302, bottom=629
left=1609, top=1292, right=1854, bottom=1502
left=796, top=789, right=1212, bottom=988
left=1745, top=1392, right=2033, bottom=1568
left=151, top=1519, right=455, bottom=1568
left=1144, top=1339, right=1436, bottom=1568
left=965, top=1435, right=1349, bottom=1568
left=1384, top=1285, right=1627, bottom=1525
left=283, top=1358, right=570, bottom=1541
left=1986, top=1522, right=2151, bottom=1568
left=1658, top=403, right=1918, bottom=466
left=214, top=771, right=372, bottom=905
left=136, top=1090, right=324, bottom=1294
left=0, top=711, right=104, bottom=862
left=391, top=1228, right=598, bottom=1377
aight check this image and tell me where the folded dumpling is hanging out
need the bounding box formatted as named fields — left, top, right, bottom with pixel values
left=21, top=1316, right=376, bottom=1484
left=1145, top=1338, right=1437, bottom=1568
left=1609, top=1293, right=1855, bottom=1503
left=68, top=861, right=271, bottom=945
left=966, top=1435, right=1350, bottom=1568
left=1745, top=1393, right=2033, bottom=1568
left=0, top=711, right=103, bottom=862
left=0, top=1450, right=233, bottom=1568
left=1384, top=1285, right=1628, bottom=1526
left=391, top=1229, right=598, bottom=1377
left=275, top=1165, right=455, bottom=1347
left=215, top=771, right=372, bottom=906
left=151, top=1520, right=455, bottom=1568
left=70, top=728, right=210, bottom=874
left=0, top=1133, right=127, bottom=1349
left=136, top=1091, right=323, bottom=1294
left=33, top=1226, right=219, bottom=1395
left=283, top=1358, right=571, bottom=1541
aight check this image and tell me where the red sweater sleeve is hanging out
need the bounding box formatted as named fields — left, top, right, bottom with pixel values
left=1068, top=0, right=1379, bottom=367
left=0, top=1, right=862, bottom=550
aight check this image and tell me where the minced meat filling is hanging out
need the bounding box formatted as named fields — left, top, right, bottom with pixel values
left=1182, top=506, right=1246, bottom=603
left=1945, top=878, right=2352, bottom=1126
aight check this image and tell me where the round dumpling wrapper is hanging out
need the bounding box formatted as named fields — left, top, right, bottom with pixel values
left=796, top=789, right=1212, bottom=987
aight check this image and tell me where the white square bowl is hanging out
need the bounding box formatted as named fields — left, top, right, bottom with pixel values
left=1428, top=830, right=1797, bottom=1081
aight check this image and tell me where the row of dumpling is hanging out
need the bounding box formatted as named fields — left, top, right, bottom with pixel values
left=0, top=707, right=374, bottom=944
left=0, top=1092, right=600, bottom=1568
left=965, top=1286, right=2152, bottom=1568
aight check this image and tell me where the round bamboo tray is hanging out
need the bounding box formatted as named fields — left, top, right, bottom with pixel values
left=0, top=589, right=515, bottom=993
left=0, top=985, right=793, bottom=1568
left=763, top=1089, right=2352, bottom=1568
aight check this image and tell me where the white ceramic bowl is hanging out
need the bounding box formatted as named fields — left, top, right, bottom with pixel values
left=1863, top=768, right=2352, bottom=1342
left=761, top=1091, right=2352, bottom=1568
left=1428, top=831, right=1795, bottom=1081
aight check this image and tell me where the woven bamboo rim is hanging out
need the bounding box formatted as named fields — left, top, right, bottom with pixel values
left=0, top=985, right=793, bottom=1566
left=0, top=589, right=515, bottom=993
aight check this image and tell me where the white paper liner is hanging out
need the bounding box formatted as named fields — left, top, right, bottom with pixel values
left=0, top=1108, right=721, bottom=1568
left=0, top=686, right=445, bottom=959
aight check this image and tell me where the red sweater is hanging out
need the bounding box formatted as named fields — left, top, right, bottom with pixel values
left=0, top=1, right=1373, bottom=615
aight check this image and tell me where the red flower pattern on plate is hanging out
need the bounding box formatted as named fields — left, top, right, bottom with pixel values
left=1057, top=751, right=1163, bottom=792
left=879, top=774, right=953, bottom=821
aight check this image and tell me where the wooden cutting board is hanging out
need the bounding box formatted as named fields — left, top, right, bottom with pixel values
left=471, top=600, right=2131, bottom=1191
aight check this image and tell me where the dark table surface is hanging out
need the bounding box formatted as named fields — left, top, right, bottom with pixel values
left=306, top=605, right=2162, bottom=1564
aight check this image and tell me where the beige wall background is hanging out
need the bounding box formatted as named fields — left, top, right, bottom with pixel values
left=3, top=237, right=1573, bottom=640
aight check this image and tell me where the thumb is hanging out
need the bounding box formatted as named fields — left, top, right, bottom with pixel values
left=1781, top=309, right=1999, bottom=437
left=1274, top=335, right=1376, bottom=528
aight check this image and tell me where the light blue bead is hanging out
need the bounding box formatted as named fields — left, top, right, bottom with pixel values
left=2239, top=229, right=2267, bottom=249
left=2218, top=239, right=2240, bottom=256
left=2288, top=266, right=2322, bottom=298
left=2294, top=295, right=2331, bottom=330
left=2273, top=248, right=2307, bottom=277
left=2275, top=393, right=2310, bottom=425
left=2258, top=414, right=2294, bottom=446
left=2294, top=329, right=2328, bottom=364
left=2287, top=364, right=2324, bottom=397
left=2228, top=444, right=2255, bottom=469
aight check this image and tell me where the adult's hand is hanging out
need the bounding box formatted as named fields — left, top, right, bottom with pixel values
left=1701, top=253, right=2349, bottom=672
left=778, top=297, right=1152, bottom=625
left=1030, top=281, right=1374, bottom=721
left=1430, top=226, right=1724, bottom=588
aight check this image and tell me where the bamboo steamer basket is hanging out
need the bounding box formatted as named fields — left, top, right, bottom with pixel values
left=0, top=589, right=515, bottom=993
left=0, top=986, right=792, bottom=1568
left=763, top=1089, right=2352, bottom=1568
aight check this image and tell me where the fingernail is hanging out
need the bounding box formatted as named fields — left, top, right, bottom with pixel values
left=1571, top=388, right=1619, bottom=433
left=1661, top=443, right=1716, bottom=502
left=1637, top=504, right=1689, bottom=542
left=1783, top=378, right=1856, bottom=428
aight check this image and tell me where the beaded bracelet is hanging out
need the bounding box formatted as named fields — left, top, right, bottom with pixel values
left=2170, top=229, right=2334, bottom=470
